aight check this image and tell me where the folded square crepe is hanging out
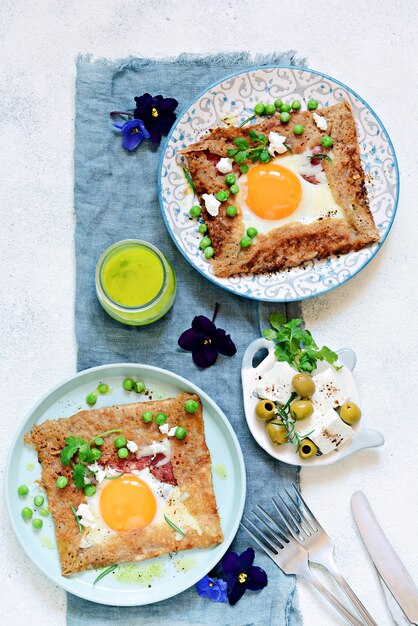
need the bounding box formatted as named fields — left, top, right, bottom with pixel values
left=25, top=392, right=223, bottom=575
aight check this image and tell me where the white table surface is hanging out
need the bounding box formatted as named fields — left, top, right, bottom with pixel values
left=1, top=1, right=417, bottom=624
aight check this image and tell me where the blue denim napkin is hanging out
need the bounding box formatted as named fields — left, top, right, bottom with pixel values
left=70, top=52, right=305, bottom=626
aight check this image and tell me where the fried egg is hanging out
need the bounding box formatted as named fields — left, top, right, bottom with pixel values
left=237, top=152, right=344, bottom=234
left=79, top=467, right=201, bottom=549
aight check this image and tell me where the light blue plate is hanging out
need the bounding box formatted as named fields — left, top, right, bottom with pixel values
left=159, top=65, right=399, bottom=302
left=5, top=364, right=246, bottom=606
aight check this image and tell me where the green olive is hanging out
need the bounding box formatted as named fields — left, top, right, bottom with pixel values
left=291, top=400, right=314, bottom=421
left=255, top=400, right=276, bottom=421
left=339, top=402, right=362, bottom=425
left=266, top=421, right=288, bottom=445
left=298, top=439, right=318, bottom=459
left=292, top=372, right=315, bottom=397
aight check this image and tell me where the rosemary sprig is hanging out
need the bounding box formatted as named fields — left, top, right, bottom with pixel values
left=238, top=114, right=256, bottom=128
left=105, top=472, right=125, bottom=480
left=164, top=514, right=186, bottom=537
left=307, top=154, right=333, bottom=163
left=277, top=392, right=314, bottom=451
left=93, top=565, right=117, bottom=586
left=70, top=504, right=82, bottom=533
left=182, top=167, right=196, bottom=193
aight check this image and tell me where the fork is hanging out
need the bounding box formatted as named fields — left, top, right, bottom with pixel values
left=274, top=484, right=377, bottom=626
left=241, top=507, right=364, bottom=625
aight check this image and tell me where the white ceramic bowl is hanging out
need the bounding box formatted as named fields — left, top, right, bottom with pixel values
left=241, top=338, right=384, bottom=466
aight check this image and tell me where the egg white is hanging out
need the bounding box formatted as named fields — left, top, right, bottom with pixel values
left=237, top=151, right=345, bottom=234
left=79, top=466, right=201, bottom=548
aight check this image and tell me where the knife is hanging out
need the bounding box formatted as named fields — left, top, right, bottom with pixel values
left=351, top=491, right=418, bottom=625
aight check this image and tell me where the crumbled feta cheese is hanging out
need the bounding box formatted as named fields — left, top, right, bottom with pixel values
left=313, top=112, right=328, bottom=131
left=87, top=462, right=106, bottom=484
left=168, top=426, right=178, bottom=437
left=311, top=368, right=348, bottom=411
left=202, top=193, right=221, bottom=217
left=150, top=440, right=167, bottom=455
left=126, top=440, right=138, bottom=453
left=76, top=503, right=96, bottom=529
left=267, top=131, right=288, bottom=157
left=256, top=361, right=297, bottom=404
left=309, top=406, right=353, bottom=454
left=159, top=423, right=170, bottom=435
left=216, top=157, right=233, bottom=174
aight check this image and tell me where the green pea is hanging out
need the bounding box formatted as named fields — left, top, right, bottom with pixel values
left=123, top=378, right=134, bottom=391
left=185, top=399, right=199, bottom=413
left=291, top=99, right=301, bottom=110
left=274, top=99, right=283, bottom=108
left=204, top=246, right=214, bottom=259
left=86, top=392, right=97, bottom=406
left=215, top=190, right=229, bottom=202
left=17, top=485, right=29, bottom=496
left=90, top=448, right=101, bottom=461
left=40, top=507, right=50, bottom=517
left=265, top=103, right=276, bottom=115
left=114, top=436, right=127, bottom=448
left=133, top=381, right=145, bottom=393
left=33, top=495, right=44, bottom=507
left=199, top=237, right=212, bottom=250
left=175, top=427, right=187, bottom=440
left=240, top=164, right=249, bottom=174
left=293, top=124, right=305, bottom=135
left=21, top=507, right=33, bottom=520
left=142, top=411, right=153, bottom=423
left=94, top=437, right=104, bottom=446
left=155, top=412, right=167, bottom=425
left=198, top=223, right=207, bottom=234
left=247, top=227, right=258, bottom=239
left=259, top=150, right=270, bottom=163
left=229, top=184, right=239, bottom=195
left=280, top=103, right=291, bottom=113
left=254, top=103, right=265, bottom=116
left=280, top=112, right=291, bottom=123
left=307, top=99, right=319, bottom=110
left=32, top=518, right=43, bottom=530
left=117, top=447, right=129, bottom=459
left=321, top=135, right=333, bottom=148
left=56, top=476, right=68, bottom=489
left=240, top=236, right=253, bottom=248
left=84, top=484, right=97, bottom=497
left=97, top=383, right=109, bottom=394
left=189, top=205, right=201, bottom=218
left=226, top=205, right=237, bottom=217
left=225, top=173, right=236, bottom=186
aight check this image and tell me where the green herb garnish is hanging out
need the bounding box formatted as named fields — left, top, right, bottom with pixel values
left=227, top=130, right=270, bottom=165
left=274, top=393, right=314, bottom=451
left=183, top=167, right=196, bottom=193
left=307, top=153, right=333, bottom=163
left=104, top=472, right=125, bottom=480
left=263, top=315, right=340, bottom=374
left=164, top=514, right=186, bottom=537
left=238, top=114, right=256, bottom=128
left=73, top=464, right=87, bottom=489
left=70, top=503, right=82, bottom=533
left=93, top=565, right=118, bottom=586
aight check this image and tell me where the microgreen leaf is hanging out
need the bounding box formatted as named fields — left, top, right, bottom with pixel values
left=61, top=445, right=80, bottom=466
left=182, top=167, right=196, bottom=193
left=70, top=504, right=82, bottom=533
left=269, top=313, right=287, bottom=330
left=233, top=137, right=249, bottom=149
left=164, top=514, right=186, bottom=537
left=93, top=565, right=118, bottom=586
left=227, top=148, right=238, bottom=157
left=307, top=154, right=333, bottom=163
left=73, top=464, right=86, bottom=490
left=233, top=150, right=247, bottom=163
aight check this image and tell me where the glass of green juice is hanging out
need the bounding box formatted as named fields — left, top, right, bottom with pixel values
left=95, top=240, right=177, bottom=326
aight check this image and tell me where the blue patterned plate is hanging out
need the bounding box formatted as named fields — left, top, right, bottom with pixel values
left=158, top=66, right=399, bottom=302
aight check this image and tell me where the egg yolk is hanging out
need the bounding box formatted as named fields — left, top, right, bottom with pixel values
left=100, top=474, right=157, bottom=531
left=246, top=163, right=302, bottom=220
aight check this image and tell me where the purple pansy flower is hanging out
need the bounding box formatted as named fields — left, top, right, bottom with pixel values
left=133, top=93, right=178, bottom=144
left=178, top=304, right=236, bottom=368
left=196, top=575, right=227, bottom=603
left=222, top=548, right=268, bottom=606
left=113, top=119, right=150, bottom=151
